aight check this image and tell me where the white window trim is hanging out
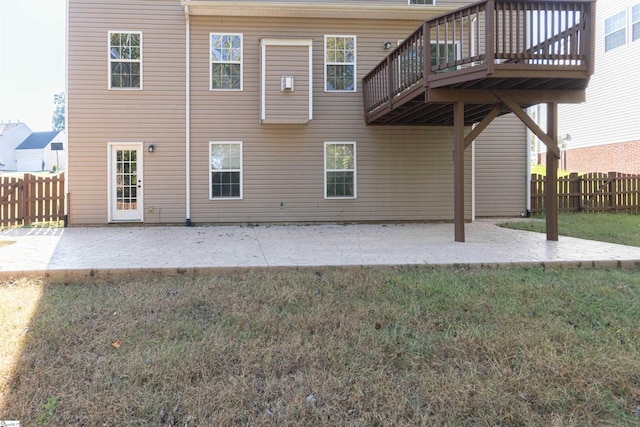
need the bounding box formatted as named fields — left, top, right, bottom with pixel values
left=210, top=33, right=243, bottom=91
left=604, top=10, right=627, bottom=52
left=260, top=38, right=313, bottom=123
left=408, top=0, right=436, bottom=5
left=209, top=141, right=243, bottom=200
left=324, top=141, right=357, bottom=200
left=108, top=31, right=143, bottom=90
left=324, top=35, right=357, bottom=93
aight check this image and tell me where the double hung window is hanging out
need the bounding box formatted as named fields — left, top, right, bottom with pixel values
left=210, top=34, right=243, bottom=90
left=325, top=142, right=356, bottom=199
left=109, top=32, right=142, bottom=89
left=324, top=36, right=356, bottom=92
left=633, top=4, right=640, bottom=42
left=604, top=11, right=627, bottom=51
left=210, top=142, right=242, bottom=199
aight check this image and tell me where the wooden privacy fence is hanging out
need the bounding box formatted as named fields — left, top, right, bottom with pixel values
left=531, top=172, right=640, bottom=213
left=0, top=173, right=65, bottom=227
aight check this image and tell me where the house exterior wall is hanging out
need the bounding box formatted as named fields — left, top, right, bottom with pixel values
left=67, top=0, right=186, bottom=225
left=556, top=0, right=640, bottom=152
left=188, top=14, right=471, bottom=223
left=474, top=113, right=528, bottom=217
left=66, top=0, right=521, bottom=226
left=0, top=123, right=31, bottom=172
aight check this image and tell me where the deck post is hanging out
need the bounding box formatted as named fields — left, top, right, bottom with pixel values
left=545, top=102, right=559, bottom=241
left=454, top=101, right=465, bottom=242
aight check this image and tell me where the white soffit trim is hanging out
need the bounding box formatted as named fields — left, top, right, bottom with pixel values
left=181, top=1, right=451, bottom=20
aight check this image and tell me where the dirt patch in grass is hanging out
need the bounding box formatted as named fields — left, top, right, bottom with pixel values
left=1, top=267, right=640, bottom=425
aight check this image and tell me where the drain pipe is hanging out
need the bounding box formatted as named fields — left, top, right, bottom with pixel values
left=185, top=7, right=192, bottom=226
left=524, top=106, right=534, bottom=217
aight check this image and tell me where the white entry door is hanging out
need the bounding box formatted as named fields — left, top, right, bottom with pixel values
left=109, top=143, right=143, bottom=222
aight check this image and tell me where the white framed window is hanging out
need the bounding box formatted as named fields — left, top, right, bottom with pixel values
left=324, top=35, right=356, bottom=92
left=604, top=11, right=627, bottom=51
left=409, top=0, right=435, bottom=4
left=633, top=4, right=640, bottom=42
left=324, top=142, right=356, bottom=199
left=210, top=142, right=242, bottom=199
left=210, top=33, right=243, bottom=90
left=109, top=31, right=142, bottom=89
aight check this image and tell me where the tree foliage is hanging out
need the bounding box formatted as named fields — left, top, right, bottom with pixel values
left=52, top=92, right=65, bottom=131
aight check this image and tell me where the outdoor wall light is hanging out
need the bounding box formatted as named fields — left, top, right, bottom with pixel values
left=148, top=144, right=156, bottom=153
left=383, top=41, right=393, bottom=50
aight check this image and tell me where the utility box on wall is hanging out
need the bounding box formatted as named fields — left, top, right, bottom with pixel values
left=281, top=76, right=294, bottom=91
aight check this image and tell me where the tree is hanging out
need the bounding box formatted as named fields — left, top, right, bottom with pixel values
left=52, top=92, right=65, bottom=131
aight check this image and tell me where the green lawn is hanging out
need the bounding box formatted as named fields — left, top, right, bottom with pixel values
left=2, top=267, right=640, bottom=425
left=500, top=212, right=640, bottom=246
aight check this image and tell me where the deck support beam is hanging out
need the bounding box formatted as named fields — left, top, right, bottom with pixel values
left=545, top=102, right=559, bottom=241
left=454, top=101, right=465, bottom=242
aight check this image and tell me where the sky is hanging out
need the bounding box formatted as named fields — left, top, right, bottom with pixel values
left=0, top=0, right=66, bottom=131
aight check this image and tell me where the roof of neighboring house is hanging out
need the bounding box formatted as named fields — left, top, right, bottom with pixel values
left=15, top=131, right=61, bottom=150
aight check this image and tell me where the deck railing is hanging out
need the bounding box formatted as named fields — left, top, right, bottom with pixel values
left=363, top=0, right=595, bottom=117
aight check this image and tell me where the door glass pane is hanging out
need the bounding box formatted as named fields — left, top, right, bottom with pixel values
left=115, top=149, right=138, bottom=211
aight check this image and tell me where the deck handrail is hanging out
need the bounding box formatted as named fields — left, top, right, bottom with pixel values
left=362, top=0, right=595, bottom=119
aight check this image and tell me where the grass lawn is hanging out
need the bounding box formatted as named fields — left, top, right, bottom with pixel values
left=2, top=267, right=640, bottom=425
left=0, top=241, right=15, bottom=248
left=500, top=212, right=640, bottom=247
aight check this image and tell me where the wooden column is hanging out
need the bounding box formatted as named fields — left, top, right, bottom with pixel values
left=454, top=101, right=465, bottom=242
left=545, top=102, right=559, bottom=241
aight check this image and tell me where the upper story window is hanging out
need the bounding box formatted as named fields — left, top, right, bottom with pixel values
left=324, top=36, right=356, bottom=92
left=109, top=32, right=142, bottom=89
left=633, top=4, right=640, bottom=41
left=604, top=11, right=627, bottom=51
left=210, top=33, right=243, bottom=90
left=409, top=0, right=435, bottom=4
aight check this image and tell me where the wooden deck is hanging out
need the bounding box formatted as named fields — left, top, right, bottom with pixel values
left=362, top=0, right=596, bottom=242
left=363, top=0, right=595, bottom=126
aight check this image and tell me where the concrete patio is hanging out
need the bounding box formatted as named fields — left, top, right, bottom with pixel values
left=2, top=219, right=640, bottom=279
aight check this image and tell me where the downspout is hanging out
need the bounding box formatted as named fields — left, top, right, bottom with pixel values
left=524, top=106, right=534, bottom=216
left=185, top=6, right=192, bottom=226
left=471, top=138, right=475, bottom=221
left=64, top=0, right=69, bottom=226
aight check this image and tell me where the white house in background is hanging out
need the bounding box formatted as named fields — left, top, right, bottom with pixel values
left=15, top=130, right=67, bottom=172
left=535, top=0, right=640, bottom=174
left=0, top=122, right=32, bottom=171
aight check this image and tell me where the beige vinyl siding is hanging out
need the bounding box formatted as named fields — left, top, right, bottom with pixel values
left=263, top=44, right=311, bottom=123
left=474, top=113, right=527, bottom=217
left=189, top=15, right=472, bottom=223
left=67, top=0, right=186, bottom=225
